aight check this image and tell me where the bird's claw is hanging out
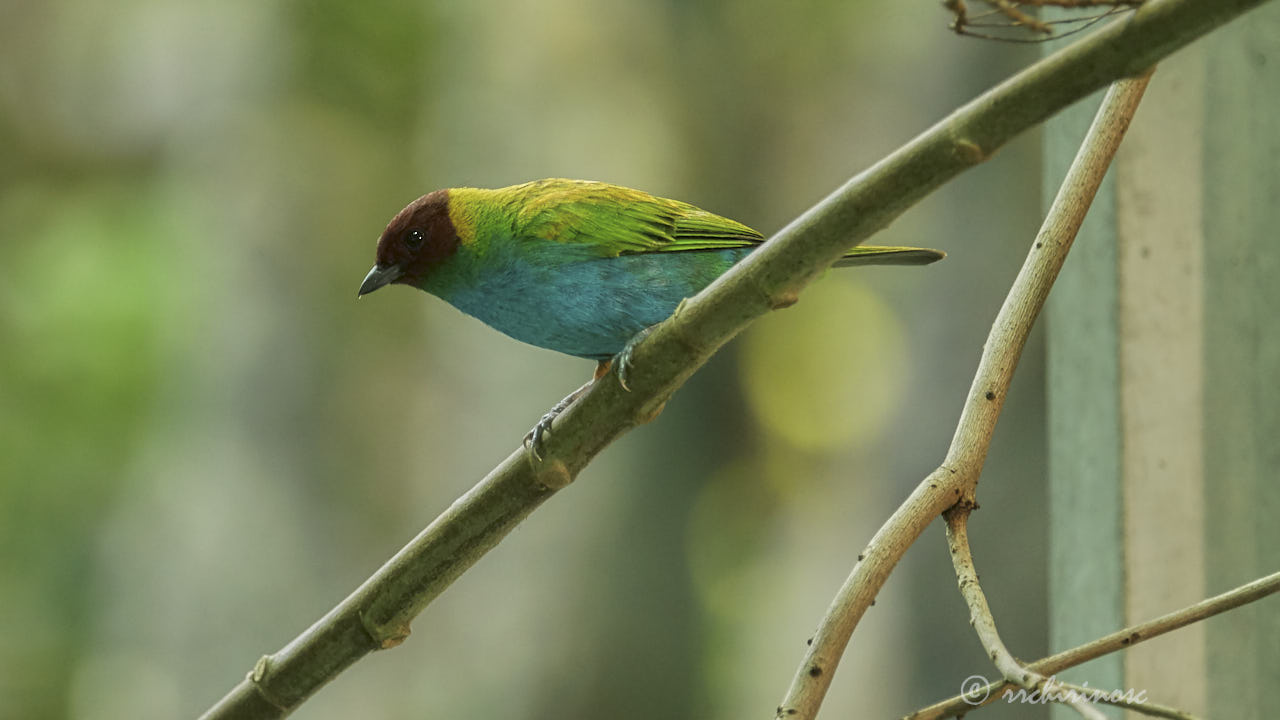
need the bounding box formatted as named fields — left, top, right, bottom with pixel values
left=616, top=353, right=634, bottom=392
left=523, top=379, right=594, bottom=462
left=614, top=326, right=655, bottom=392
left=525, top=325, right=654, bottom=459
left=525, top=325, right=654, bottom=457
left=523, top=412, right=558, bottom=462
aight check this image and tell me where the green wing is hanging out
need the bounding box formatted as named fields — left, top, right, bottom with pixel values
left=513, top=179, right=763, bottom=256
left=510, top=179, right=945, bottom=265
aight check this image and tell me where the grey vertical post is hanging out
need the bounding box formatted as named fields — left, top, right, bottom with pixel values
left=1047, top=7, right=1280, bottom=718
left=1202, top=9, right=1280, bottom=717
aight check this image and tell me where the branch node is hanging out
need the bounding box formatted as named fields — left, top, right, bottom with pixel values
left=770, top=289, right=801, bottom=310
left=250, top=655, right=270, bottom=683
left=359, top=609, right=412, bottom=650
left=636, top=395, right=669, bottom=426
left=247, top=655, right=289, bottom=710
left=380, top=626, right=411, bottom=649
left=535, top=458, right=573, bottom=490
left=953, top=137, right=989, bottom=165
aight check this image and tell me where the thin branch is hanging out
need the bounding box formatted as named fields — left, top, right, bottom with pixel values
left=198, top=1, right=1273, bottom=717
left=1016, top=0, right=1144, bottom=5
left=947, top=510, right=1201, bottom=719
left=948, top=511, right=1177, bottom=720
left=906, top=570, right=1280, bottom=718
left=954, top=8, right=1132, bottom=44
left=945, top=506, right=1030, bottom=685
left=775, top=64, right=1154, bottom=720
left=992, top=0, right=1053, bottom=33
left=948, top=0, right=1143, bottom=41
left=931, top=72, right=1152, bottom=720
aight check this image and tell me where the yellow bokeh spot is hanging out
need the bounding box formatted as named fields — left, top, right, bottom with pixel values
left=740, top=277, right=906, bottom=452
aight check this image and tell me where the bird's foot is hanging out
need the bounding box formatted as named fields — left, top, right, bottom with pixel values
left=523, top=379, right=594, bottom=461
left=614, top=326, right=656, bottom=392
left=523, top=412, right=557, bottom=462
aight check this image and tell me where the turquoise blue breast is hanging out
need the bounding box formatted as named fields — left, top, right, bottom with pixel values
left=421, top=239, right=748, bottom=361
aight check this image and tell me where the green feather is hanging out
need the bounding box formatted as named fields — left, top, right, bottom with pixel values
left=835, top=246, right=946, bottom=266
left=508, top=178, right=760, bottom=255
left=458, top=178, right=944, bottom=265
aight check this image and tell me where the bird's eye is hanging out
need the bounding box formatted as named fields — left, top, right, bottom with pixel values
left=404, top=228, right=425, bottom=249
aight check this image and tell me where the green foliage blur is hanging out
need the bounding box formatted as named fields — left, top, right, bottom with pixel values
left=0, top=1, right=1047, bottom=718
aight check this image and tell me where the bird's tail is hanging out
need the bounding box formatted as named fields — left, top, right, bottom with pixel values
left=834, top=245, right=946, bottom=267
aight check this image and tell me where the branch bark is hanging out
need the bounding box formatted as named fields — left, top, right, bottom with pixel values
left=198, top=1, right=1274, bottom=717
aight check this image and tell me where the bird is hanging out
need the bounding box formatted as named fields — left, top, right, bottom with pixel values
left=358, top=178, right=944, bottom=455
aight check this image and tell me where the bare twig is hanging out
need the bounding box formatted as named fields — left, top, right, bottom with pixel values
left=944, top=506, right=1027, bottom=685
left=948, top=0, right=1141, bottom=41
left=993, top=0, right=1053, bottom=32
left=1017, top=0, right=1143, bottom=5
left=948, top=510, right=1196, bottom=719
left=947, top=509, right=1202, bottom=719
left=906, top=571, right=1280, bottom=718
left=947, top=508, right=1108, bottom=719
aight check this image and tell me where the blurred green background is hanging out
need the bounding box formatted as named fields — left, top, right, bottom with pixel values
left=0, top=1, right=1048, bottom=718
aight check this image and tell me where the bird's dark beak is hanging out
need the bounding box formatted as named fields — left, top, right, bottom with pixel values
left=358, top=263, right=402, bottom=297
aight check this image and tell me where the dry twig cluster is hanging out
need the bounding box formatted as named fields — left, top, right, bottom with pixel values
left=944, top=0, right=1144, bottom=41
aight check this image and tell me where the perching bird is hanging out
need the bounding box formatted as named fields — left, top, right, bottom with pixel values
left=358, top=178, right=944, bottom=453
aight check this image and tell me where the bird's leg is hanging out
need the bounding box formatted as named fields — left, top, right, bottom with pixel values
left=523, top=360, right=611, bottom=461
left=592, top=358, right=613, bottom=381
left=614, top=325, right=656, bottom=392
